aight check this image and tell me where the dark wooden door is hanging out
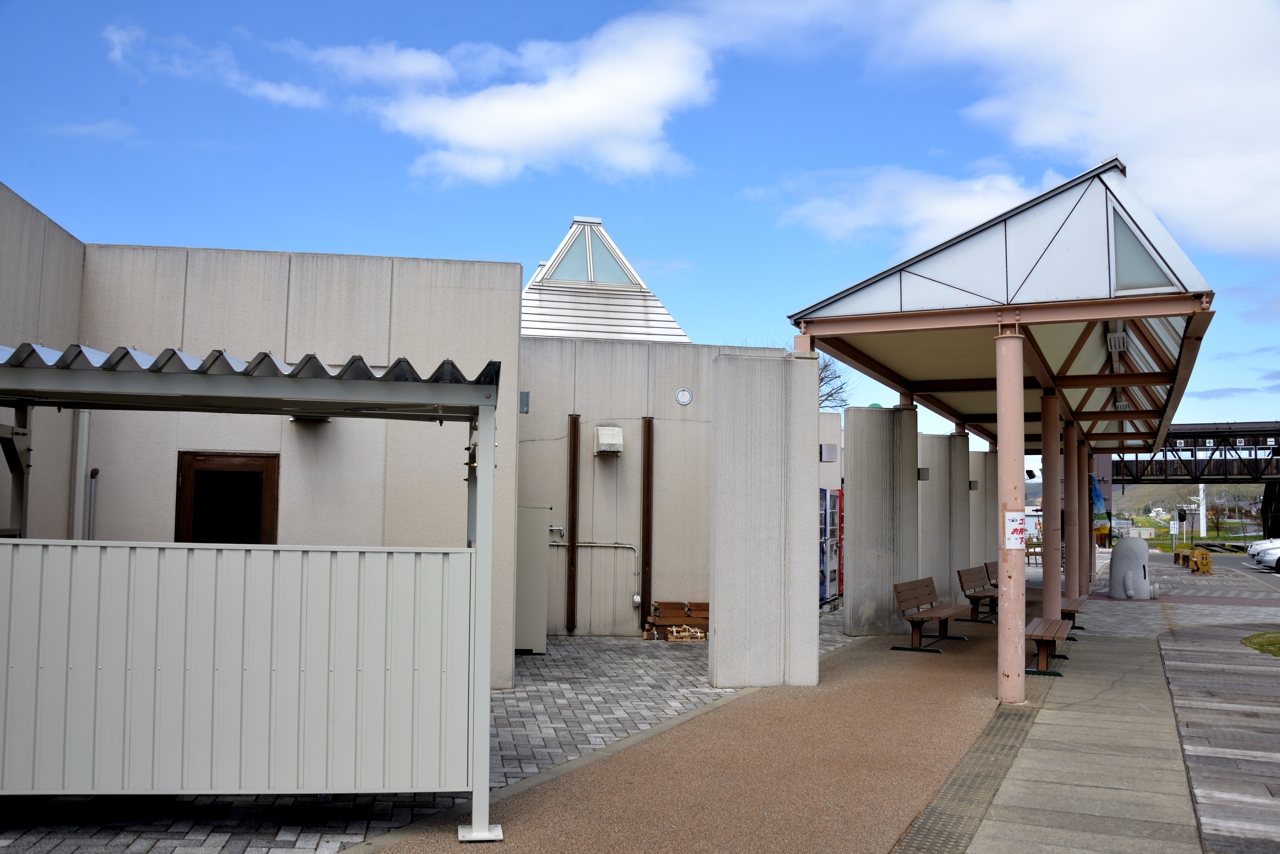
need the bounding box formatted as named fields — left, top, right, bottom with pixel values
left=175, top=452, right=280, bottom=544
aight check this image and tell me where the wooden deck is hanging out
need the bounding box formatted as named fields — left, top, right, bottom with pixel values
left=1159, top=622, right=1280, bottom=853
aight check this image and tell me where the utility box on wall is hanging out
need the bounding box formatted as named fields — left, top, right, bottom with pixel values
left=594, top=426, right=624, bottom=455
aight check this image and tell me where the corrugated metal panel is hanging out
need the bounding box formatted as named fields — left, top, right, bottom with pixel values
left=521, top=284, right=689, bottom=343
left=0, top=541, right=474, bottom=794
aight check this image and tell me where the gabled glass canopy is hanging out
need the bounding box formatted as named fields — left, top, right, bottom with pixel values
left=542, top=217, right=641, bottom=287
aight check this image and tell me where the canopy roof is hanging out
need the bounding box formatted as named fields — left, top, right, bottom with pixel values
left=521, top=216, right=689, bottom=343
left=0, top=343, right=499, bottom=422
left=790, top=158, right=1214, bottom=452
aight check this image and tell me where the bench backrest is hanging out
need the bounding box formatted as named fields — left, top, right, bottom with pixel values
left=984, top=561, right=998, bottom=585
left=893, top=577, right=940, bottom=614
left=957, top=565, right=990, bottom=593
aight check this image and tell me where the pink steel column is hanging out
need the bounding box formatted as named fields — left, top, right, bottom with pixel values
left=1080, top=444, right=1092, bottom=592
left=995, top=326, right=1026, bottom=704
left=1063, top=423, right=1079, bottom=599
left=1040, top=393, right=1061, bottom=619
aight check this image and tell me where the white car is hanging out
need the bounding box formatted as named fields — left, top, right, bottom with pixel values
left=1249, top=538, right=1280, bottom=557
left=1258, top=547, right=1280, bottom=571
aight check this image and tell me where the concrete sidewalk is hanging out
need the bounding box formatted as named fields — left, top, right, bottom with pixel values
left=385, top=622, right=1003, bottom=853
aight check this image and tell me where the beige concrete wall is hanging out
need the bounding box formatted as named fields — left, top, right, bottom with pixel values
left=917, top=432, right=972, bottom=606
left=0, top=182, right=85, bottom=537
left=517, top=337, right=785, bottom=638
left=818, top=411, right=842, bottom=490
left=969, top=450, right=1000, bottom=565
left=843, top=404, right=918, bottom=635
left=708, top=352, right=818, bottom=687
left=74, top=245, right=522, bottom=687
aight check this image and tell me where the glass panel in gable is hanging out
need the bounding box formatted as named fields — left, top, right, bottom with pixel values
left=1115, top=215, right=1174, bottom=290
left=588, top=231, right=634, bottom=284
left=548, top=229, right=588, bottom=281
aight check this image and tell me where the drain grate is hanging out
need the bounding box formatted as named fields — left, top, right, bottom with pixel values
left=892, top=676, right=1054, bottom=853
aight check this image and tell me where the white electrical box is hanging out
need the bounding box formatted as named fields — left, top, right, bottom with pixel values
left=594, top=425, right=624, bottom=455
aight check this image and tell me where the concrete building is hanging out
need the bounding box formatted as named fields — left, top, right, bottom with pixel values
left=0, top=185, right=818, bottom=693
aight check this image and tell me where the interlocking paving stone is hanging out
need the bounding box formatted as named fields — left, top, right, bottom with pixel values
left=2, top=615, right=851, bottom=852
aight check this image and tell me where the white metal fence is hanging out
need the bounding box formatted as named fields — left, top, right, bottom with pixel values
left=0, top=541, right=477, bottom=795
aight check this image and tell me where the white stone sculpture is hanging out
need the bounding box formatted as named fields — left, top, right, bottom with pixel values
left=1109, top=537, right=1155, bottom=599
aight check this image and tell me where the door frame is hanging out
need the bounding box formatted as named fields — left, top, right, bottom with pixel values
left=175, top=451, right=280, bottom=544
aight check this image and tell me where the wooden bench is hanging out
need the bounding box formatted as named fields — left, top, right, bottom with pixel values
left=1025, top=617, right=1072, bottom=676
left=1060, top=596, right=1088, bottom=631
left=984, top=561, right=999, bottom=587
left=891, top=578, right=969, bottom=653
left=957, top=565, right=998, bottom=622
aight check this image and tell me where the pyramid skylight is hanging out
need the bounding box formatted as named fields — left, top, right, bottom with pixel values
left=522, top=217, right=689, bottom=343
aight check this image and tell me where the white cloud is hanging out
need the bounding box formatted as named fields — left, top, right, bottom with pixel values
left=287, top=41, right=454, bottom=86
left=103, top=26, right=325, bottom=109
left=383, top=14, right=716, bottom=182
left=779, top=167, right=1043, bottom=255
left=44, top=118, right=137, bottom=141
left=877, top=0, right=1280, bottom=256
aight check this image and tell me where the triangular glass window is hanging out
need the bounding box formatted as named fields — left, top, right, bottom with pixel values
left=548, top=229, right=588, bottom=282
left=1114, top=215, right=1174, bottom=290
left=588, top=232, right=634, bottom=285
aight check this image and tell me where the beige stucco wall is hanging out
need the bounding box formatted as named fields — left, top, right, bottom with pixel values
left=517, top=337, right=787, bottom=637
left=0, top=182, right=85, bottom=538
left=69, top=245, right=522, bottom=688
left=818, top=411, right=842, bottom=491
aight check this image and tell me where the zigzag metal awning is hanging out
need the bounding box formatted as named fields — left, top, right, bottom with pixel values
left=789, top=158, right=1214, bottom=453
left=0, top=343, right=500, bottom=422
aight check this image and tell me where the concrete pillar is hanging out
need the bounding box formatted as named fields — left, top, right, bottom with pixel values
left=708, top=353, right=818, bottom=687
left=1063, top=423, right=1079, bottom=599
left=1040, top=393, right=1061, bottom=619
left=948, top=432, right=971, bottom=586
left=918, top=433, right=970, bottom=605
left=1080, top=445, right=1092, bottom=590
left=968, top=450, right=999, bottom=566
left=995, top=328, right=1026, bottom=704
left=845, top=404, right=918, bottom=635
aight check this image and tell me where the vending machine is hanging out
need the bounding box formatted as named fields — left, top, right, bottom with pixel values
left=819, top=488, right=843, bottom=604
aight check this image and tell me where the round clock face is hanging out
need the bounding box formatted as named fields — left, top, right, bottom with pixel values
left=675, top=387, right=693, bottom=406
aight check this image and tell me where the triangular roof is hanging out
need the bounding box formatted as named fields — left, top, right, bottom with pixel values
left=521, top=217, right=690, bottom=343
left=788, top=158, right=1216, bottom=454
left=791, top=158, right=1208, bottom=321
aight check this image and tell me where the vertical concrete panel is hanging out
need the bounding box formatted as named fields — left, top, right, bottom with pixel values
left=948, top=433, right=971, bottom=583
left=574, top=340, right=648, bottom=636
left=514, top=337, right=576, bottom=635
left=844, top=405, right=918, bottom=635
left=86, top=411, right=179, bottom=543
left=175, top=412, right=282, bottom=453
left=382, top=420, right=469, bottom=548
left=917, top=434, right=953, bottom=602
left=648, top=344, right=716, bottom=604
left=27, top=407, right=73, bottom=538
left=708, top=354, right=817, bottom=688
left=782, top=357, right=819, bottom=686
left=389, top=258, right=521, bottom=687
left=80, top=246, right=187, bottom=354
left=285, top=254, right=391, bottom=365
left=278, top=419, right=386, bottom=547
left=984, top=452, right=999, bottom=562
left=818, top=412, right=842, bottom=491
left=182, top=249, right=289, bottom=357
left=37, top=220, right=85, bottom=349
left=0, top=182, right=46, bottom=345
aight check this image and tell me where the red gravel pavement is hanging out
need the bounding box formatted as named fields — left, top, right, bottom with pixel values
left=388, top=621, right=1002, bottom=854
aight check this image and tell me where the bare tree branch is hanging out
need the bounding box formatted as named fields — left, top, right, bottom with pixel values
left=818, top=353, right=850, bottom=411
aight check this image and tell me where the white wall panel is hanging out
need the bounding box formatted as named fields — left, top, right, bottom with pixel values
left=902, top=272, right=1000, bottom=312
left=0, top=541, right=476, bottom=794
left=1005, top=181, right=1088, bottom=296
left=905, top=224, right=1007, bottom=303
left=809, top=273, right=900, bottom=317
left=1013, top=179, right=1110, bottom=304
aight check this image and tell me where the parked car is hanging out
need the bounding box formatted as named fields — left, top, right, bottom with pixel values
left=1249, top=538, right=1280, bottom=557
left=1257, top=546, right=1280, bottom=571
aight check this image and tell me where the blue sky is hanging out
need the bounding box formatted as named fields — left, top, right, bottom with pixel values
left=2, top=0, right=1278, bottom=438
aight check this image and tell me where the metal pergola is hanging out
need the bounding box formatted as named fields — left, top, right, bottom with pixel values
left=0, top=340, right=503, bottom=841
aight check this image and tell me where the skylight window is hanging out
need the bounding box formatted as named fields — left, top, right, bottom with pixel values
left=548, top=229, right=588, bottom=282
left=588, top=232, right=634, bottom=285
left=1114, top=215, right=1175, bottom=291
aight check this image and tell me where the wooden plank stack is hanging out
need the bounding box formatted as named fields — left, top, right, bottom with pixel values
left=644, top=600, right=710, bottom=641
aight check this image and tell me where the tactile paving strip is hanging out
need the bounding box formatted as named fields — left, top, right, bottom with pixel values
left=892, top=675, right=1055, bottom=854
